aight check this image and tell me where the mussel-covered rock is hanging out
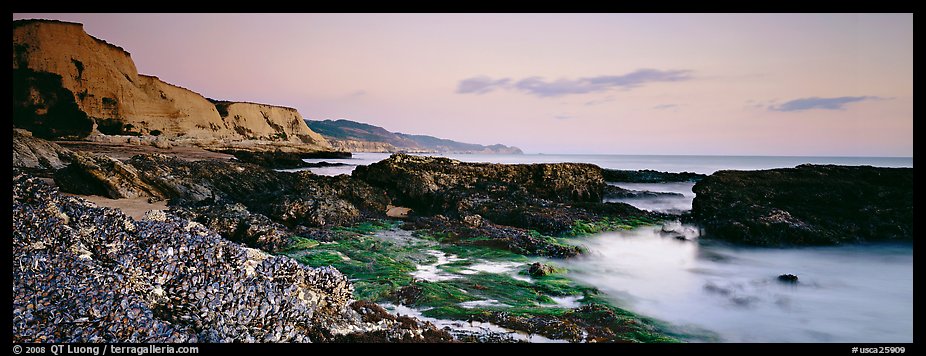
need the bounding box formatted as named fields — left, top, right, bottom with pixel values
left=12, top=174, right=449, bottom=343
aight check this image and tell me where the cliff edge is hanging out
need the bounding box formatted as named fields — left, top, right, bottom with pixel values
left=12, top=19, right=330, bottom=151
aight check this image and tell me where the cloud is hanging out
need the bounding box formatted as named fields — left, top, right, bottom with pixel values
left=456, top=76, right=511, bottom=94
left=585, top=96, right=616, bottom=106
left=348, top=90, right=367, bottom=97
left=554, top=115, right=574, bottom=120
left=457, top=69, right=693, bottom=98
left=769, top=96, right=881, bottom=112
left=653, top=104, right=678, bottom=110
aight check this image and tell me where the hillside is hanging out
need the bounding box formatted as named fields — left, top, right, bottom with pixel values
left=307, top=119, right=523, bottom=154
left=12, top=19, right=331, bottom=152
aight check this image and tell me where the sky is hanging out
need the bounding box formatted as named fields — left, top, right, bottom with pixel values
left=12, top=13, right=913, bottom=156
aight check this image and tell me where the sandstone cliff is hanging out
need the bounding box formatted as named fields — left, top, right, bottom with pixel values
left=213, top=101, right=330, bottom=146
left=12, top=20, right=330, bottom=150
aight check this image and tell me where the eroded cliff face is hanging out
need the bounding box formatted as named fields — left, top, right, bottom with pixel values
left=12, top=20, right=330, bottom=149
left=213, top=102, right=330, bottom=146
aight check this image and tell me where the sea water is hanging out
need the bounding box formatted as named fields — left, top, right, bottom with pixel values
left=296, top=152, right=912, bottom=342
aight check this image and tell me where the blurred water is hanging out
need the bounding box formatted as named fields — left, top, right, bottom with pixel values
left=560, top=228, right=913, bottom=342
left=295, top=152, right=913, bottom=342
left=606, top=182, right=696, bottom=213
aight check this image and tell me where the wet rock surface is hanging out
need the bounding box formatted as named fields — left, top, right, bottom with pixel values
left=220, top=149, right=316, bottom=169
left=692, top=164, right=913, bottom=245
left=408, top=216, right=583, bottom=258
left=777, top=274, right=799, bottom=284
left=12, top=173, right=449, bottom=343
left=604, top=185, right=684, bottom=200
left=354, top=154, right=660, bottom=256
left=602, top=169, right=706, bottom=183
left=354, top=154, right=606, bottom=209
left=528, top=263, right=557, bottom=277
left=51, top=152, right=391, bottom=251
left=218, top=149, right=351, bottom=169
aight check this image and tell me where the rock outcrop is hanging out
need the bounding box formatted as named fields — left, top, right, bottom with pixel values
left=12, top=174, right=451, bottom=343
left=355, top=154, right=658, bottom=256
left=691, top=164, right=913, bottom=245
left=353, top=154, right=605, bottom=211
left=602, top=169, right=706, bottom=183
left=52, top=152, right=391, bottom=251
left=219, top=149, right=349, bottom=169
left=54, top=151, right=167, bottom=200
left=13, top=128, right=74, bottom=171
left=12, top=20, right=330, bottom=151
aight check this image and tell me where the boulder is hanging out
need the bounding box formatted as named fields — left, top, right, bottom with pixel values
left=353, top=154, right=606, bottom=211
left=54, top=151, right=166, bottom=199
left=777, top=274, right=799, bottom=283
left=386, top=205, right=413, bottom=219
left=528, top=262, right=557, bottom=277
left=692, top=164, right=912, bottom=245
left=12, top=128, right=74, bottom=171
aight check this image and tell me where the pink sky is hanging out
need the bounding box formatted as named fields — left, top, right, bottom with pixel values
left=12, top=13, right=913, bottom=156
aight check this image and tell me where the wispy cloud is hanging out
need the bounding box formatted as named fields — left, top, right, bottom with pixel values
left=652, top=104, right=678, bottom=110
left=554, top=115, right=574, bottom=120
left=456, top=76, right=511, bottom=94
left=585, top=96, right=616, bottom=106
left=457, top=69, right=693, bottom=98
left=769, top=96, right=882, bottom=112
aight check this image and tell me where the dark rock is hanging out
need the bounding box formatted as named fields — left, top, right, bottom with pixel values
left=350, top=300, right=396, bottom=323
left=220, top=149, right=315, bottom=169
left=602, top=169, right=706, bottom=183
left=57, top=153, right=390, bottom=229
left=353, top=154, right=606, bottom=211
left=303, top=161, right=349, bottom=168
left=300, top=151, right=352, bottom=159
left=692, top=164, right=912, bottom=245
left=777, top=274, right=799, bottom=283
left=219, top=150, right=353, bottom=169
left=354, top=154, right=657, bottom=241
left=528, top=262, right=557, bottom=277
left=392, top=284, right=423, bottom=305
left=408, top=216, right=582, bottom=258
left=604, top=184, right=685, bottom=199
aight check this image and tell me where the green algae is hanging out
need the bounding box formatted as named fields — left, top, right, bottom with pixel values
left=282, top=236, right=319, bottom=251
left=285, top=219, right=677, bottom=342
left=565, top=216, right=662, bottom=237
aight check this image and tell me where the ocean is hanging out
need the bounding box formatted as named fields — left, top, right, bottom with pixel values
left=291, top=152, right=913, bottom=342
left=290, top=152, right=913, bottom=177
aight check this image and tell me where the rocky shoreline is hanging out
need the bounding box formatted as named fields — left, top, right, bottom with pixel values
left=12, top=174, right=452, bottom=343
left=13, top=130, right=675, bottom=343
left=13, top=128, right=915, bottom=342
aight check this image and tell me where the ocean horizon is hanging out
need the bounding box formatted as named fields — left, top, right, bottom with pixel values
left=297, top=152, right=914, bottom=176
